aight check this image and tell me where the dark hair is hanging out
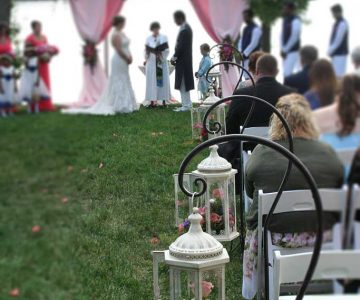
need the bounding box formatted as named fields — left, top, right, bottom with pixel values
left=150, top=22, right=160, bottom=31
left=31, top=20, right=41, bottom=30
left=284, top=1, right=296, bottom=10
left=300, top=45, right=318, bottom=66
left=112, top=16, right=125, bottom=27
left=0, top=21, right=10, bottom=36
left=309, top=59, right=337, bottom=107
left=337, top=74, right=360, bottom=136
left=174, top=10, right=186, bottom=21
left=256, top=54, right=278, bottom=76
left=248, top=51, right=265, bottom=74
left=243, top=9, right=254, bottom=18
left=331, top=4, right=342, bottom=13
left=200, top=43, right=210, bottom=53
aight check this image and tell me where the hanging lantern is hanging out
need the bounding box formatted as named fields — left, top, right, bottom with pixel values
left=153, top=207, right=230, bottom=299
left=191, top=84, right=226, bottom=142
left=174, top=145, right=238, bottom=242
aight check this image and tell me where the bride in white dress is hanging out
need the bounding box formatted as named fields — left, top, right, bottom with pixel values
left=63, top=16, right=138, bottom=115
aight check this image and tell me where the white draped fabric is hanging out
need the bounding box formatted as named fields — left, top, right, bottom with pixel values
left=69, top=0, right=124, bottom=107
left=191, top=0, right=247, bottom=97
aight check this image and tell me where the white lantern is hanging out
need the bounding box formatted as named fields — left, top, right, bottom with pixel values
left=174, top=145, right=239, bottom=242
left=191, top=85, right=226, bottom=142
left=153, top=207, right=230, bottom=299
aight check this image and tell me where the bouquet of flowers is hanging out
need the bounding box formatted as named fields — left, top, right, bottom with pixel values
left=36, top=45, right=59, bottom=62
left=178, top=188, right=235, bottom=236
left=82, top=41, right=97, bottom=73
left=219, top=42, right=234, bottom=72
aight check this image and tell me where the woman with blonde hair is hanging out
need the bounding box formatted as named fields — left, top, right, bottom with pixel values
left=241, top=93, right=344, bottom=299
left=304, top=59, right=338, bottom=109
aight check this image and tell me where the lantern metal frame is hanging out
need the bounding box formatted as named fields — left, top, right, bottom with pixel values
left=177, top=135, right=323, bottom=300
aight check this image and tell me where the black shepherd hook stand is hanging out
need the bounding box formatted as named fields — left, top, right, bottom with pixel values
left=205, top=61, right=250, bottom=98
left=201, top=94, right=294, bottom=299
left=177, top=135, right=324, bottom=300
left=203, top=64, right=255, bottom=139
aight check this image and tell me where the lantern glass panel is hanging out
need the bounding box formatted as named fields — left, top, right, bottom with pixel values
left=227, top=177, right=237, bottom=234
left=169, top=267, right=224, bottom=300
left=208, top=180, right=227, bottom=237
left=191, top=106, right=226, bottom=142
left=174, top=173, right=206, bottom=229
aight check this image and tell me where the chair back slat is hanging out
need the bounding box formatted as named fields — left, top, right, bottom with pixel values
left=274, top=250, right=360, bottom=285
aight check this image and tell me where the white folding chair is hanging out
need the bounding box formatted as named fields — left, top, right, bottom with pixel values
left=273, top=250, right=360, bottom=300
left=336, top=148, right=357, bottom=167
left=347, top=185, right=360, bottom=249
left=243, top=126, right=270, bottom=139
left=240, top=126, right=269, bottom=214
left=257, top=187, right=348, bottom=300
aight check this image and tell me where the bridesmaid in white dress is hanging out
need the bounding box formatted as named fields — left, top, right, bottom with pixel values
left=63, top=16, right=138, bottom=115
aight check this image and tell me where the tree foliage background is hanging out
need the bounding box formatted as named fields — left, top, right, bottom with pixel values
left=248, top=0, right=311, bottom=51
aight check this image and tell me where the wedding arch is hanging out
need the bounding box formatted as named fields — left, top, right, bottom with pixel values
left=70, top=0, right=247, bottom=107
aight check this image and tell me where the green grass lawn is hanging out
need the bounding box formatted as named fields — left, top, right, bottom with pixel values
left=0, top=107, right=242, bottom=299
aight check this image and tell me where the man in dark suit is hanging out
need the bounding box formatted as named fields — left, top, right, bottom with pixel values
left=171, top=11, right=194, bottom=112
left=284, top=45, right=318, bottom=94
left=219, top=54, right=295, bottom=161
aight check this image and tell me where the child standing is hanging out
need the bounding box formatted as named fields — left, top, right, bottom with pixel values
left=18, top=46, right=49, bottom=113
left=0, top=53, right=17, bottom=117
left=195, top=43, right=212, bottom=100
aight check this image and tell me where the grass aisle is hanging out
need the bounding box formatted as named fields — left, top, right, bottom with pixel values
left=0, top=108, right=242, bottom=299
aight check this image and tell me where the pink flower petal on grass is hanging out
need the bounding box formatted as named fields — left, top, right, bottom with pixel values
left=32, top=225, right=41, bottom=233
left=150, top=236, right=160, bottom=245
left=61, top=197, right=69, bottom=204
left=9, top=288, right=20, bottom=297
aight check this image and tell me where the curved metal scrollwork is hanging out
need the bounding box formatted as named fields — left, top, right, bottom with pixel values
left=177, top=135, right=323, bottom=300
left=201, top=94, right=295, bottom=299
left=208, top=43, right=246, bottom=87
left=203, top=65, right=255, bottom=137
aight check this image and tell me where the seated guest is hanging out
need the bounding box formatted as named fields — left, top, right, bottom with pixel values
left=242, top=94, right=344, bottom=300
left=304, top=59, right=338, bottom=109
left=238, top=50, right=265, bottom=88
left=220, top=54, right=294, bottom=160
left=314, top=74, right=360, bottom=149
left=351, top=46, right=360, bottom=77
left=284, top=45, right=318, bottom=94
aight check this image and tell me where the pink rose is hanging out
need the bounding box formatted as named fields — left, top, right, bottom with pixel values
left=210, top=213, right=221, bottom=223
left=178, top=223, right=184, bottom=234
left=193, top=122, right=203, bottom=129
left=198, top=207, right=206, bottom=215
left=212, top=188, right=224, bottom=199
left=202, top=281, right=214, bottom=298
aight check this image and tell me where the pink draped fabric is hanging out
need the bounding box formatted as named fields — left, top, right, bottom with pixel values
left=190, top=0, right=247, bottom=97
left=69, top=0, right=124, bottom=107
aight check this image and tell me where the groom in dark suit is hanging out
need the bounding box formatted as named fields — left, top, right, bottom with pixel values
left=171, top=11, right=194, bottom=112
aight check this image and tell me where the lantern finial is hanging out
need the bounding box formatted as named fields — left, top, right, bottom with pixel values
left=197, top=145, right=232, bottom=173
